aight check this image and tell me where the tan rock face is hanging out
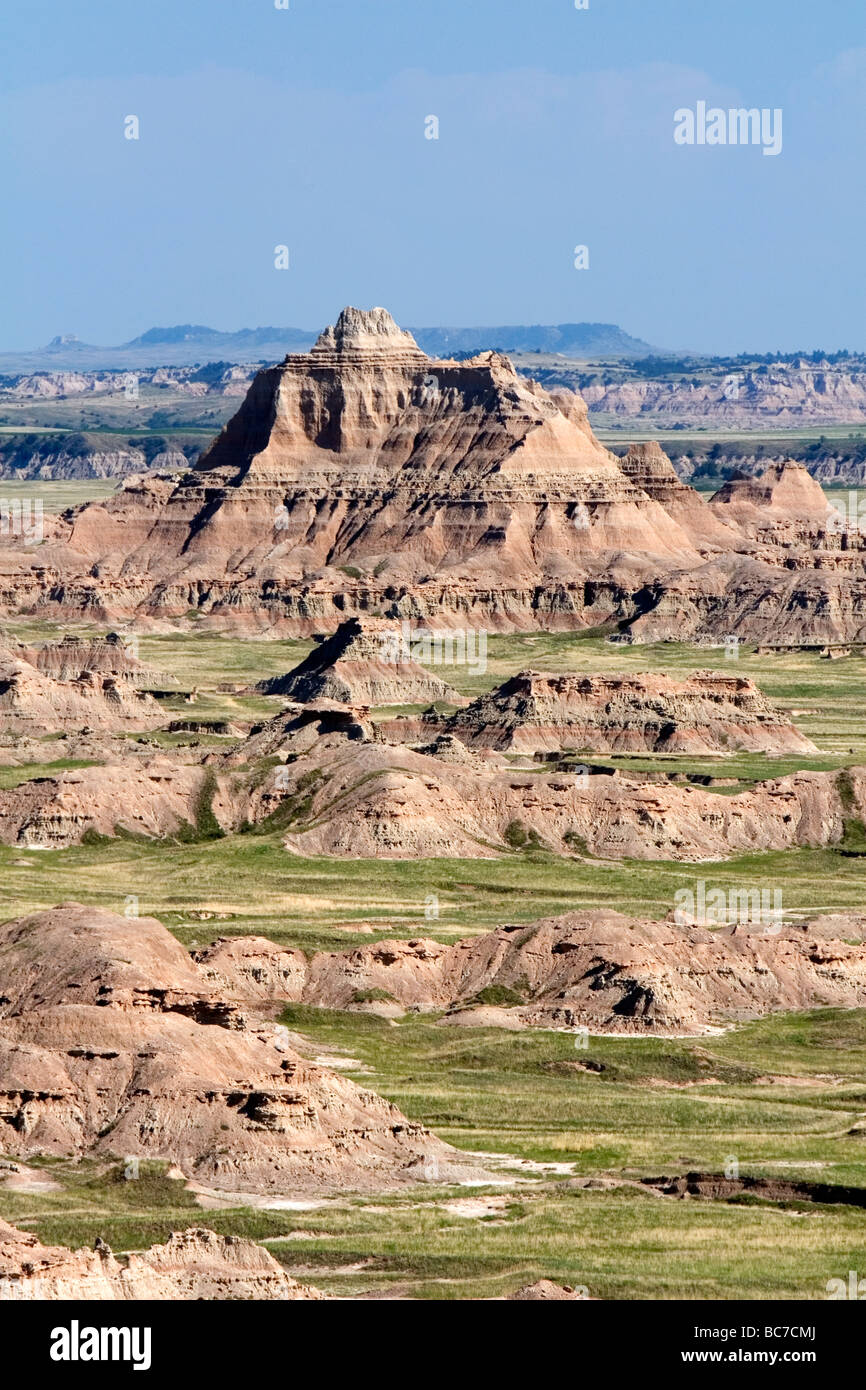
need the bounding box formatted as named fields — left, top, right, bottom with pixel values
left=257, top=615, right=462, bottom=705
left=195, top=935, right=308, bottom=1002
left=507, top=1280, right=587, bottom=1300
left=0, top=905, right=450, bottom=1193
left=619, top=441, right=742, bottom=548
left=0, top=696, right=858, bottom=860
left=580, top=365, right=866, bottom=427
left=0, top=308, right=862, bottom=639
left=709, top=463, right=845, bottom=545
left=264, top=732, right=863, bottom=862
left=196, top=908, right=866, bottom=1036
left=0, top=642, right=153, bottom=731
left=7, top=305, right=829, bottom=640
left=0, top=760, right=207, bottom=847
left=442, top=668, right=816, bottom=755
left=25, top=632, right=168, bottom=688
left=0, top=1220, right=323, bottom=1300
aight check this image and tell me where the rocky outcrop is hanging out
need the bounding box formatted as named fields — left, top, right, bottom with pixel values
left=0, top=760, right=206, bottom=847
left=26, top=632, right=167, bottom=688
left=507, top=1280, right=588, bottom=1300
left=709, top=464, right=846, bottom=546
left=441, top=668, right=816, bottom=755
left=0, top=700, right=857, bottom=859
left=266, top=733, right=864, bottom=861
left=257, top=616, right=462, bottom=705
left=0, top=308, right=739, bottom=637
left=195, top=908, right=866, bottom=1036
left=195, top=935, right=308, bottom=1002
left=1, top=311, right=865, bottom=642
left=619, top=441, right=741, bottom=547
left=574, top=364, right=866, bottom=427
left=0, top=1220, right=323, bottom=1300
left=0, top=642, right=154, bottom=730
left=0, top=905, right=451, bottom=1192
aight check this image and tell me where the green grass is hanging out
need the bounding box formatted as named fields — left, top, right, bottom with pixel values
left=0, top=479, right=120, bottom=512
left=1, top=834, right=864, bottom=954
left=0, top=626, right=865, bottom=1298
left=0, top=758, right=99, bottom=790
left=7, top=1009, right=866, bottom=1299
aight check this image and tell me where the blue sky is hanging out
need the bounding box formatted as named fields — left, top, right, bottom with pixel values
left=1, top=0, right=865, bottom=353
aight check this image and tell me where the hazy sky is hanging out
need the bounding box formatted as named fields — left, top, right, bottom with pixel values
left=2, top=0, right=865, bottom=353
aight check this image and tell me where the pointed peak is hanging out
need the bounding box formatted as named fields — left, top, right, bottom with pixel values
left=312, top=306, right=426, bottom=356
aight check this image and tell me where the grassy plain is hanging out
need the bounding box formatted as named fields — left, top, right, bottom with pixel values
left=4, top=1008, right=866, bottom=1299
left=0, top=628, right=864, bottom=1298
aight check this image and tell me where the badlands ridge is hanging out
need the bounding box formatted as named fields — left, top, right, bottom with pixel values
left=0, top=307, right=863, bottom=641
left=0, top=615, right=857, bottom=860
left=1, top=308, right=865, bottom=1300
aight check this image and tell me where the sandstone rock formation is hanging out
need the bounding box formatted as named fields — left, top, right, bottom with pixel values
left=572, top=362, right=866, bottom=428
left=440, top=668, right=816, bottom=755
left=195, top=908, right=866, bottom=1035
left=0, top=705, right=859, bottom=859
left=6, top=306, right=858, bottom=642
left=3, top=304, right=861, bottom=639
left=0, top=905, right=451, bottom=1192
left=619, top=441, right=741, bottom=547
left=257, top=616, right=462, bottom=705
left=264, top=733, right=864, bottom=861
left=507, top=1280, right=587, bottom=1300
left=0, top=641, right=153, bottom=730
left=709, top=463, right=844, bottom=546
left=0, top=1220, right=323, bottom=1300
left=26, top=631, right=167, bottom=688
left=0, top=759, right=206, bottom=847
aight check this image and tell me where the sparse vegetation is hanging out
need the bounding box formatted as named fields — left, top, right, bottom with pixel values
left=470, top=983, right=525, bottom=1007
left=1, top=628, right=865, bottom=1299
left=9, top=1008, right=866, bottom=1299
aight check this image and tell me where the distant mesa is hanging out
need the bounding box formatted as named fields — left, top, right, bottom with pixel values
left=13, top=316, right=655, bottom=368
left=121, top=323, right=316, bottom=353
left=409, top=320, right=656, bottom=358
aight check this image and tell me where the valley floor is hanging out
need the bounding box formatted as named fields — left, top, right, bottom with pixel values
left=1, top=629, right=864, bottom=1299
